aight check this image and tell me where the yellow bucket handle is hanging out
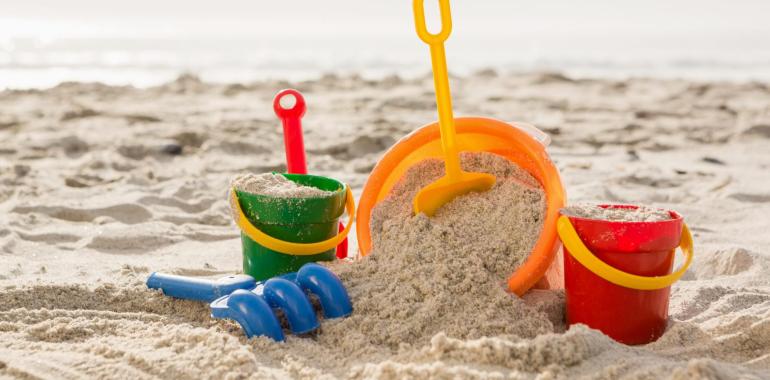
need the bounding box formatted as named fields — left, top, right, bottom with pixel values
left=231, top=186, right=355, bottom=256
left=557, top=216, right=694, bottom=290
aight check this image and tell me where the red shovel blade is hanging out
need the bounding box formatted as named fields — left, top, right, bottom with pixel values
left=273, top=89, right=348, bottom=259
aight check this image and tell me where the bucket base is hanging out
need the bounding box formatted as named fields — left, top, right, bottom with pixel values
left=565, top=257, right=672, bottom=345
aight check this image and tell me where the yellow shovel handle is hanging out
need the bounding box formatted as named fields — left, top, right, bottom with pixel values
left=557, top=216, right=694, bottom=290
left=231, top=186, right=355, bottom=256
left=413, top=0, right=452, bottom=44
left=413, top=0, right=462, bottom=180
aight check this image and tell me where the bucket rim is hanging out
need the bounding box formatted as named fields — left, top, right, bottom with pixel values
left=234, top=173, right=345, bottom=201
left=560, top=204, right=683, bottom=225
left=235, top=173, right=347, bottom=225
left=355, top=116, right=567, bottom=296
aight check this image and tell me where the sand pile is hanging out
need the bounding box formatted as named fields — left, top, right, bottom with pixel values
left=329, top=152, right=552, bottom=346
left=231, top=173, right=333, bottom=198
left=562, top=204, right=672, bottom=222
left=244, top=152, right=563, bottom=375
left=2, top=75, right=770, bottom=379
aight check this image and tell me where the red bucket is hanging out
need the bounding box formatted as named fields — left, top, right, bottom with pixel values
left=557, top=205, right=694, bottom=345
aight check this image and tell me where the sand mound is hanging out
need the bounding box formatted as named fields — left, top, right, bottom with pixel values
left=341, top=152, right=549, bottom=349
left=1, top=75, right=769, bottom=378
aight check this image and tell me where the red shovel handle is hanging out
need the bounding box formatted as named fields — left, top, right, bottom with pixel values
left=272, top=89, right=348, bottom=259
left=336, top=222, right=348, bottom=259
left=274, top=89, right=308, bottom=175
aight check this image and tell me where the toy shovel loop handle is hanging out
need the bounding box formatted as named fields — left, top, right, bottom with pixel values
left=273, top=89, right=307, bottom=120
left=557, top=216, right=694, bottom=291
left=232, top=186, right=356, bottom=256
left=413, top=0, right=452, bottom=45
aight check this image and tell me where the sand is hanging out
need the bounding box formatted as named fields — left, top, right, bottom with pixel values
left=332, top=152, right=550, bottom=348
left=218, top=153, right=557, bottom=376
left=231, top=173, right=333, bottom=198
left=1, top=72, right=769, bottom=379
left=370, top=152, right=546, bottom=282
left=561, top=204, right=672, bottom=222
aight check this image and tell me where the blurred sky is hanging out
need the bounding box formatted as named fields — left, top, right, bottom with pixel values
left=2, top=0, right=770, bottom=88
left=2, top=0, right=769, bottom=39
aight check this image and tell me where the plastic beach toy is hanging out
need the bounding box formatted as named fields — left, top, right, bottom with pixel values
left=356, top=1, right=567, bottom=296
left=273, top=89, right=348, bottom=258
left=557, top=205, right=694, bottom=344
left=147, top=263, right=352, bottom=342
left=411, top=0, right=495, bottom=216
left=230, top=173, right=355, bottom=281
left=357, top=119, right=565, bottom=295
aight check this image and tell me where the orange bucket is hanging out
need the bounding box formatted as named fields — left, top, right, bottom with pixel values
left=356, top=116, right=567, bottom=295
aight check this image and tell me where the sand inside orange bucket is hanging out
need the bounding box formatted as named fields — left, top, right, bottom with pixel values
left=370, top=152, right=546, bottom=276
left=356, top=118, right=567, bottom=294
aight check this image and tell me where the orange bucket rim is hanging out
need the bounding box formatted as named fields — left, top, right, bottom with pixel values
left=356, top=116, right=566, bottom=295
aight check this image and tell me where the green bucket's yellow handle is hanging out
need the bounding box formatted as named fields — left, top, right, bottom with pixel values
left=231, top=186, right=355, bottom=256
left=557, top=216, right=694, bottom=290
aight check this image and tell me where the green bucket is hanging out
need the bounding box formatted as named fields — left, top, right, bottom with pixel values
left=235, top=173, right=346, bottom=281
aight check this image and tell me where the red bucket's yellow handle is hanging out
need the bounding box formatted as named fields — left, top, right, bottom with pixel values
left=230, top=186, right=355, bottom=256
left=557, top=216, right=693, bottom=290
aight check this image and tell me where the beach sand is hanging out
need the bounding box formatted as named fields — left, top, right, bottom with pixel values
left=1, top=72, right=769, bottom=379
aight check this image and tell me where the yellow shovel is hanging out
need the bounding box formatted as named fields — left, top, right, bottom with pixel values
left=412, top=0, right=495, bottom=216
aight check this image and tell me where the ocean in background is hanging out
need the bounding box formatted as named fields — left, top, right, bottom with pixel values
left=2, top=0, right=770, bottom=89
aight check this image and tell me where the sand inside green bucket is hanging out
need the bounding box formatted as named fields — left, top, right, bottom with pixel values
left=231, top=172, right=333, bottom=198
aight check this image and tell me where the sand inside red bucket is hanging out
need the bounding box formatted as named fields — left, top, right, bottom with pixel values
left=562, top=204, right=672, bottom=222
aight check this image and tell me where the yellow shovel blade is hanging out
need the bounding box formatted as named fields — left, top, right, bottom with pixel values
left=413, top=171, right=496, bottom=216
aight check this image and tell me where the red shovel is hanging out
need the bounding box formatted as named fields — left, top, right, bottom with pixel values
left=273, top=89, right=348, bottom=259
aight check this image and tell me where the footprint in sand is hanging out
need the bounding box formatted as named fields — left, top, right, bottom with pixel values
left=85, top=224, right=180, bottom=253
left=309, top=135, right=395, bottom=159
left=60, top=108, right=101, bottom=121
left=138, top=195, right=217, bottom=214
left=60, top=135, right=90, bottom=158
left=728, top=192, right=770, bottom=203
left=673, top=286, right=770, bottom=328
left=741, top=124, right=770, bottom=139
left=0, top=229, right=16, bottom=254
left=160, top=214, right=232, bottom=227
left=64, top=173, right=117, bottom=188
left=672, top=286, right=734, bottom=321
left=0, top=284, right=248, bottom=378
left=170, top=131, right=206, bottom=149
left=695, top=248, right=755, bottom=279
left=207, top=140, right=270, bottom=155
left=15, top=231, right=81, bottom=245
left=122, top=113, right=161, bottom=124
left=12, top=204, right=153, bottom=225
left=379, top=96, right=435, bottom=110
